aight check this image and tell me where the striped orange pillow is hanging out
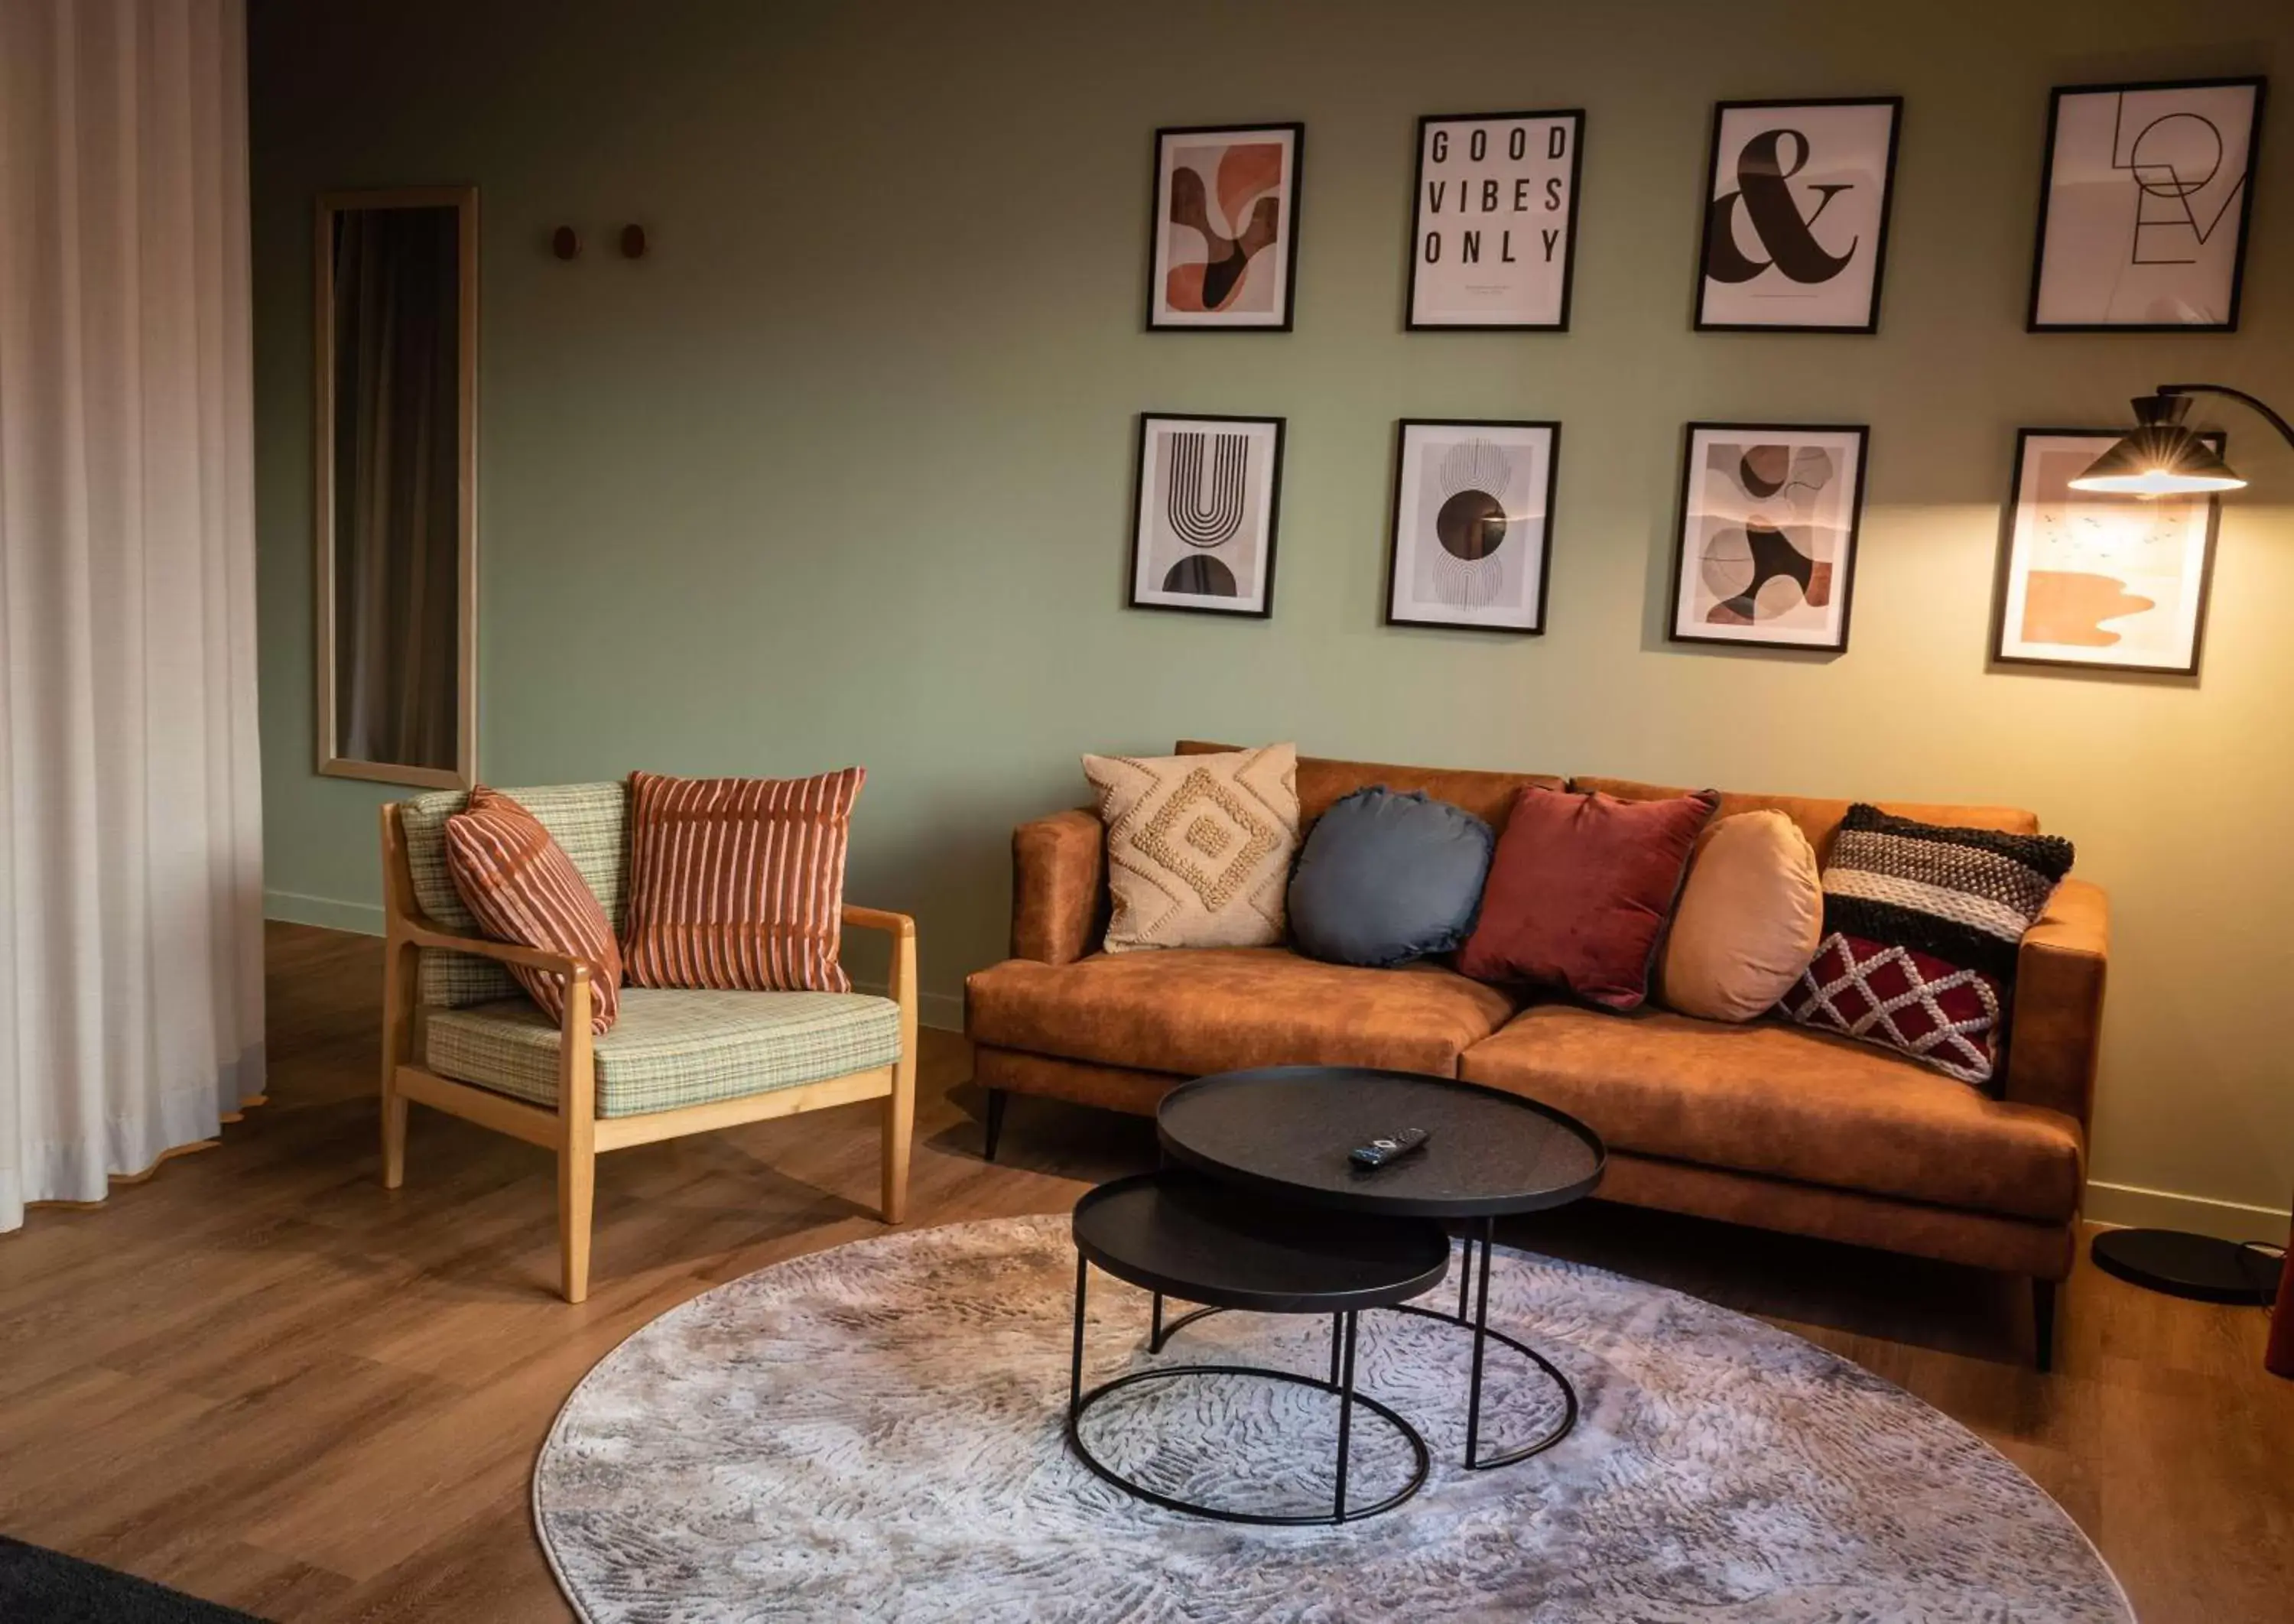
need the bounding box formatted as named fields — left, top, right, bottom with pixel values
left=443, top=786, right=622, bottom=1034
left=622, top=768, right=864, bottom=992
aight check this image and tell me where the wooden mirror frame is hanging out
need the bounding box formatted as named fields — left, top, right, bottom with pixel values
left=314, top=184, right=479, bottom=790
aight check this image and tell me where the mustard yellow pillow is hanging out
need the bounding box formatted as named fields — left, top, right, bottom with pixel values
left=1659, top=810, right=1821, bottom=1022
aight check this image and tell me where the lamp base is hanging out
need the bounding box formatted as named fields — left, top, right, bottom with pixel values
left=2091, top=1227, right=2280, bottom=1306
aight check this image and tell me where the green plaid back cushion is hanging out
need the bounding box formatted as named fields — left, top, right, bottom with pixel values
left=398, top=781, right=630, bottom=1007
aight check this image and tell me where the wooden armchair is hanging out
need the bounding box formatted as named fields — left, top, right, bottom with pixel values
left=376, top=784, right=917, bottom=1302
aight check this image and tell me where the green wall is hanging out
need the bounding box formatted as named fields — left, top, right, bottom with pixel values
left=250, top=0, right=2293, bottom=1237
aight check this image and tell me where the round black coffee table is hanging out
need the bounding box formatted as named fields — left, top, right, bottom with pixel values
left=1157, top=1065, right=1605, bottom=1470
left=1067, top=1171, right=1451, bottom=1525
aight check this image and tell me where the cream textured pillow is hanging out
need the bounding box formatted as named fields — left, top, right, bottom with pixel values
left=1660, top=809, right=1822, bottom=1022
left=1084, top=744, right=1300, bottom=953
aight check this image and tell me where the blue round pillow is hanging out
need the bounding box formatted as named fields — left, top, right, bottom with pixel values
left=1286, top=787, right=1496, bottom=969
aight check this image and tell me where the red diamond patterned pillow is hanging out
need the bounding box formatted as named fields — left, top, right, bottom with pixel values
left=1779, top=805, right=2074, bottom=1086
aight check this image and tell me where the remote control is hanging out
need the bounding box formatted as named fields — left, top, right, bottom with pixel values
left=1350, top=1128, right=1431, bottom=1169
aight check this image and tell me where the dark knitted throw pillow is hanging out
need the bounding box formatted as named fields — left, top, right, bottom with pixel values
left=1779, top=805, right=2074, bottom=1086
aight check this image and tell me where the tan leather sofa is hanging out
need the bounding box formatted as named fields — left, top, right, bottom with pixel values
left=963, top=742, right=2109, bottom=1368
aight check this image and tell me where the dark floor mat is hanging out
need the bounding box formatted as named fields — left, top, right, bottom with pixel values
left=0, top=1535, right=267, bottom=1622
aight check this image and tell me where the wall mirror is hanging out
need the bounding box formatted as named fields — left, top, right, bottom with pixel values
left=314, top=185, right=478, bottom=788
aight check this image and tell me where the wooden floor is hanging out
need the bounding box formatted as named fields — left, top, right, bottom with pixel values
left=0, top=923, right=2287, bottom=1622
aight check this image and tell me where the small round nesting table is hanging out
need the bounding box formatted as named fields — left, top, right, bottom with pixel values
left=1066, top=1171, right=1450, bottom=1524
left=1064, top=1065, right=1606, bottom=1525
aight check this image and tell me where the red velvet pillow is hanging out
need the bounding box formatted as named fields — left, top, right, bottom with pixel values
left=1457, top=785, right=1719, bottom=1011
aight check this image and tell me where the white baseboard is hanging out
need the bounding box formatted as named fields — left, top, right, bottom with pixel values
left=2085, top=1180, right=2289, bottom=1244
left=265, top=889, right=385, bottom=936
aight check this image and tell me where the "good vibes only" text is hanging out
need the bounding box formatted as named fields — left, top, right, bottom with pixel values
left=1421, top=122, right=1571, bottom=267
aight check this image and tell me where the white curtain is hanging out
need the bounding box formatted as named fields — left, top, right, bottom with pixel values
left=0, top=0, right=265, bottom=1232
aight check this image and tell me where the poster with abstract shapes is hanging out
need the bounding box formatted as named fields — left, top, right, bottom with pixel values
left=1670, top=424, right=1867, bottom=651
left=1147, top=124, right=1302, bottom=330
left=2028, top=78, right=2266, bottom=331
left=1695, top=99, right=1900, bottom=333
left=1993, top=430, right=2223, bottom=674
left=1128, top=413, right=1284, bottom=617
left=1407, top=111, right=1584, bottom=329
left=1386, top=420, right=1558, bottom=632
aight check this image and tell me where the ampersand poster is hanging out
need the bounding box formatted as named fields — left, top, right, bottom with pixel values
left=1695, top=99, right=1902, bottom=332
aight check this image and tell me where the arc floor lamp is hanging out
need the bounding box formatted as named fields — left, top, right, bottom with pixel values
left=2071, top=383, right=2293, bottom=1376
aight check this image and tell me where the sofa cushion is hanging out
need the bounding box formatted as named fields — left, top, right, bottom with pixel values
left=1287, top=788, right=1493, bottom=968
left=1781, top=805, right=2075, bottom=1086
left=1659, top=810, right=1822, bottom=1022
left=964, top=947, right=1518, bottom=1079
left=1085, top=745, right=1300, bottom=952
left=425, top=986, right=902, bottom=1118
left=444, top=786, right=624, bottom=1034
left=1458, top=1003, right=2083, bottom=1222
left=623, top=768, right=866, bottom=993
left=1457, top=786, right=1717, bottom=1011
left=398, top=781, right=629, bottom=1009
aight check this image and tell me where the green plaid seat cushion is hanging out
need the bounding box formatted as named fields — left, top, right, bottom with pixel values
left=398, top=781, right=629, bottom=1008
left=423, top=987, right=902, bottom=1117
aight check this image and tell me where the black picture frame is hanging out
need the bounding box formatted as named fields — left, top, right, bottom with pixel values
left=1667, top=421, right=1870, bottom=652
left=1383, top=417, right=1561, bottom=634
left=2025, top=76, right=2267, bottom=333
left=1403, top=109, right=1586, bottom=332
left=1989, top=427, right=2225, bottom=675
left=1691, top=96, right=1902, bottom=335
left=1145, top=122, right=1305, bottom=333
left=1126, top=411, right=1285, bottom=619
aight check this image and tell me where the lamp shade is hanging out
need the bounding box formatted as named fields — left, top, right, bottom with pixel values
left=2071, top=394, right=2246, bottom=495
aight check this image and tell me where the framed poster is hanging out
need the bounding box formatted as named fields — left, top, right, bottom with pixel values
left=1146, top=123, right=1303, bottom=330
left=1694, top=98, right=1902, bottom=333
left=1669, top=423, right=1868, bottom=651
left=1128, top=413, right=1285, bottom=616
left=2027, top=77, right=2266, bottom=331
left=1386, top=420, right=1559, bottom=632
left=1406, top=111, right=1584, bottom=330
left=1992, top=429, right=2224, bottom=674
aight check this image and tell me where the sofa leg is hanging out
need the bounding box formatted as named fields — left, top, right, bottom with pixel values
left=983, top=1088, right=1008, bottom=1163
left=2032, top=1275, right=2058, bottom=1373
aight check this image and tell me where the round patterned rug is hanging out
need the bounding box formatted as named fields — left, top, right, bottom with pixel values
left=534, top=1214, right=2131, bottom=1623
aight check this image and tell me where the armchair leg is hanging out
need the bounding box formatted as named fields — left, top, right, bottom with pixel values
left=2032, top=1275, right=2058, bottom=1373
left=881, top=1057, right=915, bottom=1226
left=379, top=934, right=417, bottom=1190
left=559, top=1145, right=595, bottom=1305
left=382, top=1095, right=409, bottom=1191
left=983, top=1087, right=1008, bottom=1163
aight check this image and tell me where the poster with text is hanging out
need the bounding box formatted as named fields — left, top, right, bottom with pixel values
left=1408, top=112, right=1583, bottom=329
left=2028, top=78, right=2265, bottom=330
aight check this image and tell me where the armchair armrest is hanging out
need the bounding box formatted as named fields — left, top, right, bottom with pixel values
left=2003, top=877, right=2108, bottom=1126
left=1012, top=807, right=1105, bottom=965
left=843, top=904, right=917, bottom=940
left=394, top=915, right=594, bottom=983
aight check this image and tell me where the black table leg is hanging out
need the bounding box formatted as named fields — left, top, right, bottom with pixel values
left=1068, top=1252, right=1088, bottom=1420
left=1464, top=1215, right=1494, bottom=1467
left=1150, top=1290, right=1164, bottom=1353
left=1333, top=1310, right=1358, bottom=1522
